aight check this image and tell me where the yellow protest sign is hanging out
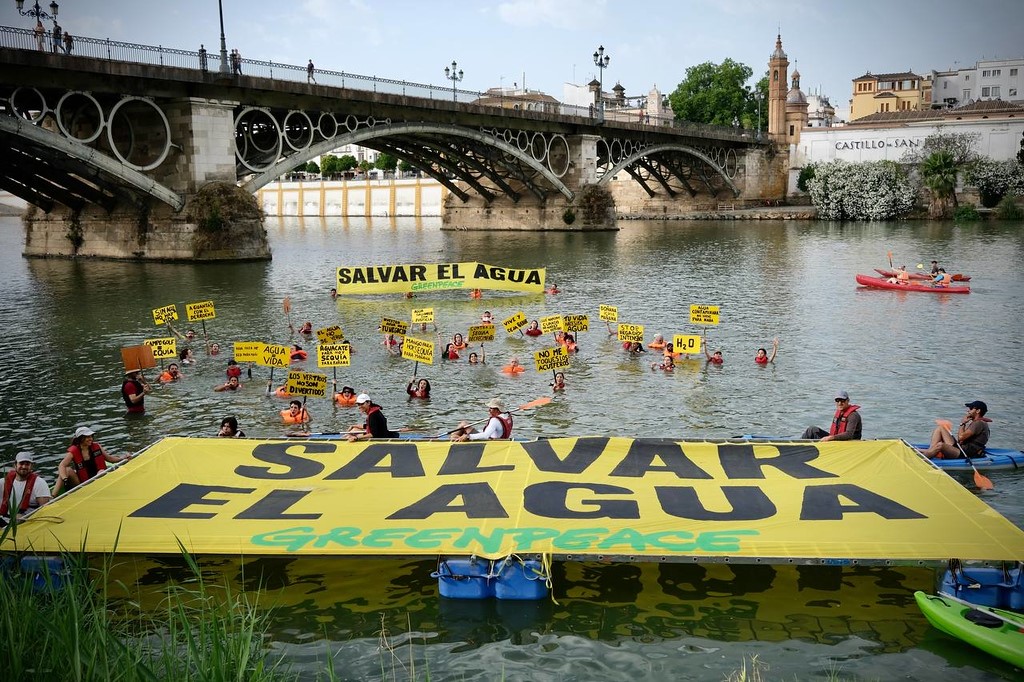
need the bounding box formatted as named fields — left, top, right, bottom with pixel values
left=380, top=317, right=409, bottom=336
left=317, top=343, right=351, bottom=368
left=562, top=314, right=589, bottom=333
left=338, top=262, right=545, bottom=294
left=401, top=336, right=434, bottom=365
left=690, top=304, right=720, bottom=325
left=9, top=438, right=1024, bottom=563
left=233, top=342, right=264, bottom=363
left=467, top=324, right=496, bottom=343
left=617, top=323, right=645, bottom=343
left=533, top=346, right=570, bottom=372
left=672, top=334, right=702, bottom=354
left=257, top=343, right=290, bottom=368
left=411, top=308, right=434, bottom=323
left=143, top=337, right=177, bottom=360
left=285, top=370, right=328, bottom=398
left=152, top=304, right=178, bottom=325
left=316, top=325, right=344, bottom=343
left=540, top=314, right=564, bottom=334
left=186, top=300, right=216, bottom=322
left=503, top=311, right=528, bottom=334
left=598, top=304, right=618, bottom=322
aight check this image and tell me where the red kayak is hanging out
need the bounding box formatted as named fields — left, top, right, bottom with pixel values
left=856, top=274, right=970, bottom=293
left=874, top=268, right=971, bottom=282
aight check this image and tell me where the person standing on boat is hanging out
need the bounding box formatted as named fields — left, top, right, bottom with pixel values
left=121, top=369, right=151, bottom=414
left=802, top=391, right=862, bottom=441
left=450, top=398, right=513, bottom=441
left=1, top=452, right=51, bottom=525
left=920, top=401, right=990, bottom=459
left=348, top=394, right=399, bottom=440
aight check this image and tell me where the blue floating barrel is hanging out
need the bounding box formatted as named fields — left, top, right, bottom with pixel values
left=21, top=556, right=69, bottom=592
left=492, top=557, right=549, bottom=600
left=431, top=557, right=495, bottom=599
left=940, top=566, right=1023, bottom=609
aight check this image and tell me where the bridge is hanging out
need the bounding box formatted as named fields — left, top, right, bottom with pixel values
left=0, top=26, right=786, bottom=261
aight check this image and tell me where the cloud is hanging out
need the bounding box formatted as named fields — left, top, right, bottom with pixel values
left=497, top=0, right=607, bottom=29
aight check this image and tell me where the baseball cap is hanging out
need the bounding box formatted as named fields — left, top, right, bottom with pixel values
left=965, top=400, right=987, bottom=415
left=355, top=393, right=371, bottom=405
left=835, top=390, right=849, bottom=401
left=15, top=452, right=33, bottom=463
left=73, top=426, right=95, bottom=439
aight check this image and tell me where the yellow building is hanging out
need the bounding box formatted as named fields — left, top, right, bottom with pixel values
left=849, top=71, right=931, bottom=121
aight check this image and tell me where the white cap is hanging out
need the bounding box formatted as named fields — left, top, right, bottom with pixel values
left=15, top=452, right=34, bottom=463
left=73, top=426, right=95, bottom=440
left=355, top=393, right=371, bottom=405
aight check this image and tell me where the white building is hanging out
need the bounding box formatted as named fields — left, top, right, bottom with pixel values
left=929, top=57, right=1024, bottom=109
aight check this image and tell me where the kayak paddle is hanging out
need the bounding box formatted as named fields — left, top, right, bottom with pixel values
left=936, top=419, right=994, bottom=490
left=442, top=396, right=552, bottom=437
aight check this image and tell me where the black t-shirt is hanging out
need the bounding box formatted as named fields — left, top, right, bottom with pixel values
left=366, top=406, right=399, bottom=438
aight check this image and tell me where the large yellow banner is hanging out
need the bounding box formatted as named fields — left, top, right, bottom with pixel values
left=6, top=438, right=1023, bottom=562
left=337, top=262, right=545, bottom=294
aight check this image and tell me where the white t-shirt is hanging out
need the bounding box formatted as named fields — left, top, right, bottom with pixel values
left=468, top=414, right=509, bottom=440
left=7, top=475, right=51, bottom=510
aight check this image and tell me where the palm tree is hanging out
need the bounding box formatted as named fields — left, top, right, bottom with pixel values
left=921, top=151, right=958, bottom=218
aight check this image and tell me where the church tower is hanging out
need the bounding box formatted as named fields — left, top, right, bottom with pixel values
left=767, top=34, right=789, bottom=144
left=785, top=69, right=809, bottom=145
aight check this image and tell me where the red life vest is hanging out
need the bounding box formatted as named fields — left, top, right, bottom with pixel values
left=496, top=414, right=513, bottom=439
left=755, top=355, right=768, bottom=364
left=68, top=442, right=106, bottom=482
left=1, top=470, right=39, bottom=515
left=830, top=404, right=861, bottom=436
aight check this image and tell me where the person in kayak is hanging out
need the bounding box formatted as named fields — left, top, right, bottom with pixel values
left=450, top=398, right=513, bottom=441
left=801, top=390, right=862, bottom=441
left=347, top=394, right=399, bottom=440
left=932, top=268, right=953, bottom=287
left=920, top=400, right=990, bottom=459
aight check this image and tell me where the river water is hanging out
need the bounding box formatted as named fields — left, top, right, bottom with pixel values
left=3, top=215, right=1023, bottom=680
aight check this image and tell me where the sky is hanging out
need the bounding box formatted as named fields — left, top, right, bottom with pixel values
left=4, top=0, right=1023, bottom=121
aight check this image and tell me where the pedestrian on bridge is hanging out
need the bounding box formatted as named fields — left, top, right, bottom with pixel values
left=33, top=20, right=45, bottom=51
left=63, top=31, right=73, bottom=54
left=307, top=59, right=317, bottom=84
left=52, top=23, right=62, bottom=53
left=231, top=49, right=242, bottom=75
left=199, top=44, right=208, bottom=72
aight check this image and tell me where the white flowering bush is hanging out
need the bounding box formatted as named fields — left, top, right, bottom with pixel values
left=806, top=160, right=917, bottom=220
left=964, top=159, right=1024, bottom=207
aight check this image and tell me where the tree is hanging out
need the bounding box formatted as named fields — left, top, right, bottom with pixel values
left=743, top=75, right=769, bottom=134
left=1018, top=130, right=1024, bottom=164
left=320, top=154, right=342, bottom=177
left=806, top=160, right=916, bottom=220
left=398, top=160, right=415, bottom=173
left=357, top=160, right=372, bottom=173
left=921, top=151, right=958, bottom=218
left=668, top=58, right=753, bottom=126
left=338, top=155, right=358, bottom=171
left=375, top=153, right=398, bottom=172
left=304, top=161, right=320, bottom=175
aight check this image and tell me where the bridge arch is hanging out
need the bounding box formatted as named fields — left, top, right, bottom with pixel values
left=598, top=143, right=741, bottom=198
left=241, top=122, right=575, bottom=202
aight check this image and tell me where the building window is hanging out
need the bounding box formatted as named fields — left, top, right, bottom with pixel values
left=789, top=124, right=794, bottom=136
left=901, top=79, right=914, bottom=89
left=965, top=75, right=970, bottom=81
left=963, top=89, right=971, bottom=101
left=1011, top=88, right=1018, bottom=97
left=982, top=87, right=990, bottom=97
left=878, top=81, right=893, bottom=90
left=992, top=86, right=1000, bottom=97
left=993, top=69, right=1001, bottom=76
left=982, top=70, right=991, bottom=77
left=943, top=82, right=948, bottom=89
left=773, top=69, right=778, bottom=81
left=1011, top=68, right=1018, bottom=77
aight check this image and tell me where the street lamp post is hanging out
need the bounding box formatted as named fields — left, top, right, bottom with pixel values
left=444, top=61, right=463, bottom=103
left=756, top=92, right=763, bottom=142
left=15, top=0, right=59, bottom=23
left=593, top=44, right=610, bottom=121
left=217, top=0, right=230, bottom=74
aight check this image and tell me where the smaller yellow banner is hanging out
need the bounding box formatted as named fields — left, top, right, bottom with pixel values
left=186, top=300, right=216, bottom=322
left=143, top=337, right=177, bottom=360
left=285, top=370, right=328, bottom=398
left=690, top=304, right=720, bottom=325
left=598, top=304, right=618, bottom=322
left=503, top=311, right=527, bottom=334
left=380, top=317, right=409, bottom=336
left=257, top=344, right=290, bottom=368
left=411, top=308, right=434, bottom=323
left=540, top=314, right=564, bottom=333
left=563, top=314, right=589, bottom=333
left=467, top=324, right=496, bottom=343
left=618, top=323, right=645, bottom=343
left=533, top=346, right=571, bottom=372
left=152, top=304, right=178, bottom=325
left=317, top=343, right=351, bottom=368
left=402, top=337, right=434, bottom=365
left=672, top=334, right=702, bottom=354
left=233, top=342, right=263, bottom=363
left=316, top=325, right=344, bottom=343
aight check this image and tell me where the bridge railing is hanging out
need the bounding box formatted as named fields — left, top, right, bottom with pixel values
left=0, top=25, right=755, bottom=141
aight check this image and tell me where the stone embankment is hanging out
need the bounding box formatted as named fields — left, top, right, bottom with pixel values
left=621, top=206, right=818, bottom=221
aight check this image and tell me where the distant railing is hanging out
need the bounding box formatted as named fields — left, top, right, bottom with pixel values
left=0, top=24, right=755, bottom=140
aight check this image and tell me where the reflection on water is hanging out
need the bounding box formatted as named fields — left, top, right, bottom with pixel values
left=3, top=215, right=1024, bottom=680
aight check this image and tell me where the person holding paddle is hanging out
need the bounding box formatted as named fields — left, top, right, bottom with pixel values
left=920, top=401, right=990, bottom=459
left=451, top=398, right=513, bottom=441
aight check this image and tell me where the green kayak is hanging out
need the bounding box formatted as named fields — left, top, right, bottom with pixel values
left=915, top=591, right=1024, bottom=668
